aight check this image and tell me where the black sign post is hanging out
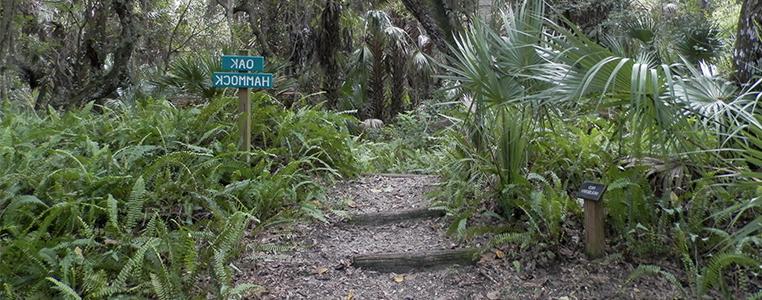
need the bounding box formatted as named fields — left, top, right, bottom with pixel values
left=578, top=182, right=607, bottom=258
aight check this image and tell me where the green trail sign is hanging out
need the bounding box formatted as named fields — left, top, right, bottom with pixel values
left=212, top=72, right=273, bottom=89
left=211, top=52, right=275, bottom=152
left=221, top=55, right=265, bottom=72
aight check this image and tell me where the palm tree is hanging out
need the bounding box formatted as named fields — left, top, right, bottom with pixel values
left=441, top=0, right=762, bottom=216
left=317, top=0, right=343, bottom=108
left=353, top=10, right=423, bottom=121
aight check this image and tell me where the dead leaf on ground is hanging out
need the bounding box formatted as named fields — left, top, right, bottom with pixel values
left=486, top=291, right=500, bottom=299
left=479, top=252, right=496, bottom=264
left=495, top=250, right=506, bottom=259
left=345, top=290, right=354, bottom=300
left=392, top=274, right=405, bottom=283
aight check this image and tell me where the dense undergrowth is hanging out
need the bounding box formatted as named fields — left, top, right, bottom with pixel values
left=1, top=0, right=760, bottom=298
left=354, top=1, right=762, bottom=298
left=353, top=103, right=454, bottom=174
left=417, top=1, right=762, bottom=298
left=0, top=95, right=355, bottom=298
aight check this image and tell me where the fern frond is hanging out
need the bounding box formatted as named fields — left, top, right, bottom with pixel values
left=748, top=290, right=762, bottom=300
left=488, top=232, right=534, bottom=249
left=212, top=249, right=231, bottom=293
left=149, top=273, right=170, bottom=300
left=702, top=253, right=759, bottom=292
left=180, top=231, right=198, bottom=277
left=106, top=195, right=121, bottom=235
left=224, top=283, right=262, bottom=299
left=46, top=277, right=82, bottom=300
left=124, top=177, right=146, bottom=232
left=97, top=238, right=157, bottom=297
left=625, top=265, right=687, bottom=296
left=3, top=283, right=16, bottom=299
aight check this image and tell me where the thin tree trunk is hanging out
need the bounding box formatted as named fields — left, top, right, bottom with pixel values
left=243, top=3, right=274, bottom=58
left=318, top=0, right=342, bottom=108
left=162, top=0, right=192, bottom=72
left=478, top=0, right=492, bottom=20
left=734, top=0, right=762, bottom=84
left=0, top=0, right=16, bottom=101
left=388, top=47, right=406, bottom=119
left=368, top=34, right=386, bottom=120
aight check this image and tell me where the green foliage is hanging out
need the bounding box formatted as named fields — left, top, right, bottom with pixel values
left=627, top=231, right=761, bottom=299
left=155, top=52, right=224, bottom=100
left=435, top=0, right=761, bottom=296
left=354, top=104, right=452, bottom=174
left=0, top=97, right=355, bottom=298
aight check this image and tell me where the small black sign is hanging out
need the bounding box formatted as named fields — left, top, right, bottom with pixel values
left=577, top=182, right=607, bottom=201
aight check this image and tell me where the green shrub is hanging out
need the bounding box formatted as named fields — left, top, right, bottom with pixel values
left=0, top=96, right=355, bottom=298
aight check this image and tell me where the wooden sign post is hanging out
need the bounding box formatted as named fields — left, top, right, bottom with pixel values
left=237, top=51, right=252, bottom=152
left=212, top=52, right=273, bottom=151
left=578, top=182, right=607, bottom=258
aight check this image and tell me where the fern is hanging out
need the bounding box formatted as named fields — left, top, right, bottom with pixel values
left=105, top=195, right=120, bottom=234
left=124, top=177, right=146, bottom=232
left=97, top=238, right=157, bottom=297
left=702, top=253, right=759, bottom=293
left=0, top=97, right=362, bottom=298
left=149, top=273, right=171, bottom=300
left=225, top=283, right=262, bottom=299
left=46, top=277, right=82, bottom=300
left=626, top=265, right=687, bottom=297
left=180, top=230, right=199, bottom=276
left=489, top=232, right=534, bottom=249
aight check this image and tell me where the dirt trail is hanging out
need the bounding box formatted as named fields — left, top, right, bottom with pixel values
left=235, top=175, right=677, bottom=299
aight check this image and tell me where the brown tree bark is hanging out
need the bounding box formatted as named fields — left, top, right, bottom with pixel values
left=69, top=0, right=140, bottom=106
left=367, top=31, right=386, bottom=120
left=401, top=0, right=453, bottom=56
left=0, top=0, right=15, bottom=101
left=237, top=2, right=274, bottom=58
left=388, top=46, right=407, bottom=119
left=734, top=0, right=762, bottom=84
left=317, top=0, right=342, bottom=108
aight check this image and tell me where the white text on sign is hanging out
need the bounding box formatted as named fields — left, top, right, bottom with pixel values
left=212, top=72, right=273, bottom=89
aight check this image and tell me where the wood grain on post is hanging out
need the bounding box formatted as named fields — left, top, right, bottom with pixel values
left=584, top=199, right=605, bottom=258
left=238, top=50, right=251, bottom=151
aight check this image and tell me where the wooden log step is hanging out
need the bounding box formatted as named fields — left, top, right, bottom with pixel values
left=361, top=173, right=438, bottom=178
left=347, top=208, right=446, bottom=225
left=351, top=248, right=480, bottom=273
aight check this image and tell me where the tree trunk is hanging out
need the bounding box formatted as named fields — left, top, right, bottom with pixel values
left=401, top=0, right=453, bottom=56
left=367, top=30, right=386, bottom=120
left=733, top=0, right=762, bottom=85
left=478, top=0, right=493, bottom=20
left=0, top=0, right=15, bottom=101
left=242, top=3, right=274, bottom=58
left=388, top=46, right=406, bottom=119
left=68, top=0, right=139, bottom=106
left=318, top=0, right=342, bottom=108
